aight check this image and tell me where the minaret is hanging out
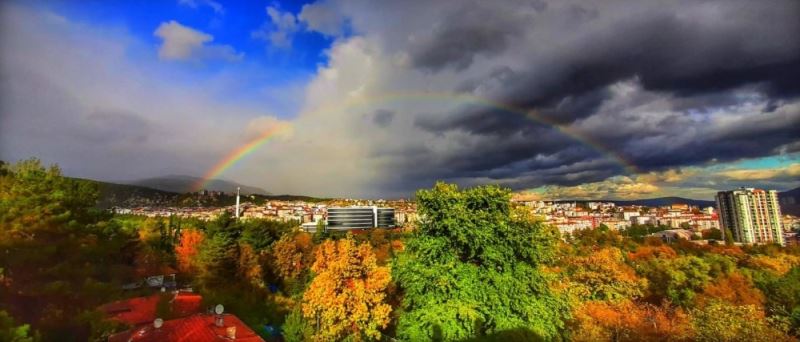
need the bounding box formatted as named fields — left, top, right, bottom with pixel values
left=235, top=187, right=241, bottom=219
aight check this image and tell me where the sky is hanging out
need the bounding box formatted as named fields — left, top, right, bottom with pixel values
left=0, top=0, right=798, bottom=199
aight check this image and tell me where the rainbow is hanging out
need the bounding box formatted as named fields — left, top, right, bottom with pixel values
left=192, top=123, right=290, bottom=192
left=193, top=91, right=639, bottom=191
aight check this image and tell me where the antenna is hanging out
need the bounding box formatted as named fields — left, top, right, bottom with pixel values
left=154, top=318, right=163, bottom=329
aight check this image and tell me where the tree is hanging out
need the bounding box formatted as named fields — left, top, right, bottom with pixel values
left=175, top=229, right=205, bottom=274
left=0, top=159, right=132, bottom=340
left=570, top=300, right=693, bottom=341
left=237, top=242, right=265, bottom=289
left=637, top=256, right=712, bottom=307
left=272, top=233, right=314, bottom=281
left=695, top=273, right=764, bottom=307
left=692, top=301, right=793, bottom=342
left=302, top=237, right=391, bottom=341
left=282, top=307, right=313, bottom=342
left=394, top=182, right=568, bottom=341
left=758, top=267, right=800, bottom=334
left=565, top=247, right=648, bottom=301
left=0, top=311, right=38, bottom=342
left=195, top=232, right=237, bottom=287
left=724, top=228, right=735, bottom=245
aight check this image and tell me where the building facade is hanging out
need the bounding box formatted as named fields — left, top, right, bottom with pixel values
left=326, top=206, right=396, bottom=230
left=716, top=188, right=783, bottom=245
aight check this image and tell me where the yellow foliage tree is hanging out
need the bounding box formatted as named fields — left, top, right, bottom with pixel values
left=302, top=238, right=392, bottom=341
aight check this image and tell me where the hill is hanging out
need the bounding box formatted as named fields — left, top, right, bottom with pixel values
left=72, top=178, right=327, bottom=208
left=779, top=186, right=800, bottom=216
left=72, top=178, right=181, bottom=208
left=123, top=175, right=269, bottom=195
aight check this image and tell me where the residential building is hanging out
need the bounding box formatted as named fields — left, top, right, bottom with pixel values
left=716, top=188, right=784, bottom=245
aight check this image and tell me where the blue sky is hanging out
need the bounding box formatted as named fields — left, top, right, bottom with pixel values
left=34, top=0, right=332, bottom=118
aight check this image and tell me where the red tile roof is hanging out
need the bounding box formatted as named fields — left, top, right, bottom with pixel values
left=108, top=314, right=264, bottom=342
left=100, top=295, right=161, bottom=326
left=99, top=292, right=203, bottom=326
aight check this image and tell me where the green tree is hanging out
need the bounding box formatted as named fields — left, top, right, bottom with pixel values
left=0, top=311, right=38, bottom=342
left=0, top=159, right=132, bottom=340
left=637, top=256, right=712, bottom=307
left=394, top=182, right=568, bottom=341
left=724, top=228, right=735, bottom=245
left=282, top=307, right=313, bottom=342
left=195, top=232, right=237, bottom=287
left=758, top=267, right=800, bottom=334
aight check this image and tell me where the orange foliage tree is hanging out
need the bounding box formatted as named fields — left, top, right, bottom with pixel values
left=175, top=229, right=204, bottom=274
left=695, top=272, right=765, bottom=307
left=272, top=233, right=314, bottom=281
left=571, top=300, right=693, bottom=341
left=302, top=237, right=392, bottom=341
left=628, top=245, right=678, bottom=262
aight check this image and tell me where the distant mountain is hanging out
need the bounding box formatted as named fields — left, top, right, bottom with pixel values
left=779, top=186, right=800, bottom=216
left=73, top=177, right=327, bottom=208
left=124, top=175, right=269, bottom=195
left=608, top=197, right=715, bottom=208
left=72, top=178, right=181, bottom=208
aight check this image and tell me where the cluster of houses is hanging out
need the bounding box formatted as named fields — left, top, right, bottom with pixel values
left=515, top=200, right=721, bottom=236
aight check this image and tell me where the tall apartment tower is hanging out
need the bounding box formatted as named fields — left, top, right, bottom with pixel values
left=716, top=188, right=783, bottom=245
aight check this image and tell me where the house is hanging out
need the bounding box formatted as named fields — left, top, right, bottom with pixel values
left=649, top=229, right=694, bottom=243
left=100, top=291, right=203, bottom=326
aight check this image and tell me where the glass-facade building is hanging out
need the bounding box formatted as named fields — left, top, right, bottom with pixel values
left=326, top=207, right=396, bottom=230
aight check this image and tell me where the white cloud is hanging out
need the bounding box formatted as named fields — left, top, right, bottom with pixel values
left=251, top=6, right=299, bottom=48
left=154, top=20, right=242, bottom=61
left=178, top=0, right=224, bottom=14
left=299, top=1, right=343, bottom=36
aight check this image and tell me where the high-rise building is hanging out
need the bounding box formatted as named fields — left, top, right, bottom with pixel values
left=716, top=188, right=783, bottom=245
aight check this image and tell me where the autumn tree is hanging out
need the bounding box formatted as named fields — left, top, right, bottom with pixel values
left=394, top=183, right=568, bottom=341
left=565, top=247, right=648, bottom=301
left=237, top=242, right=265, bottom=289
left=272, top=233, right=314, bottom=281
left=570, top=300, right=693, bottom=341
left=695, top=272, right=765, bottom=307
left=302, top=237, right=391, bottom=341
left=692, top=301, right=793, bottom=342
left=175, top=229, right=204, bottom=274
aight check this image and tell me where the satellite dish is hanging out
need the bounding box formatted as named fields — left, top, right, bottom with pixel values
left=154, top=318, right=163, bottom=329
left=214, top=304, right=224, bottom=315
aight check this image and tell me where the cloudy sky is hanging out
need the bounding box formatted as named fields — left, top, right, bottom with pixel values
left=1, top=0, right=798, bottom=199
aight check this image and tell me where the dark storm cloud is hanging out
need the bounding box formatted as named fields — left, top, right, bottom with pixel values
left=391, top=0, right=800, bottom=192
left=408, top=2, right=537, bottom=71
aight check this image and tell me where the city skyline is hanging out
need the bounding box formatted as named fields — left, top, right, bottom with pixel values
left=1, top=0, right=799, bottom=198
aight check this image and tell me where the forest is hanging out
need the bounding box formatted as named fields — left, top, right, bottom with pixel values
left=1, top=159, right=799, bottom=341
